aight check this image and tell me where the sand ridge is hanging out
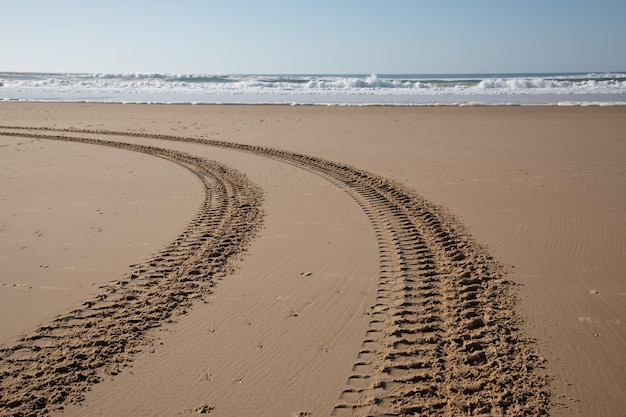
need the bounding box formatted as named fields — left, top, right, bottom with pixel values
left=0, top=126, right=550, bottom=416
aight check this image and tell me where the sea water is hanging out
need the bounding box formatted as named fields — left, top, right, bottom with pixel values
left=1, top=72, right=625, bottom=105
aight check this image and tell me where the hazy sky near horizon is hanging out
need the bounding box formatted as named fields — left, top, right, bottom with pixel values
left=2, top=0, right=625, bottom=74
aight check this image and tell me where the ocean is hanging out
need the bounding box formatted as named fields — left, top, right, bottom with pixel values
left=1, top=72, right=625, bottom=106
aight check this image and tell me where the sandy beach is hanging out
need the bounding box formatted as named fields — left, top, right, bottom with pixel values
left=1, top=103, right=624, bottom=416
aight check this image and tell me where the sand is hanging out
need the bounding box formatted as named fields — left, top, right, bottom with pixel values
left=0, top=104, right=624, bottom=416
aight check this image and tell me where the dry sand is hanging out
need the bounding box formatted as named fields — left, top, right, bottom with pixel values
left=0, top=104, right=624, bottom=416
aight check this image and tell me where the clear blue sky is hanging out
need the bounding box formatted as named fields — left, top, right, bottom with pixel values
left=2, top=0, right=625, bottom=74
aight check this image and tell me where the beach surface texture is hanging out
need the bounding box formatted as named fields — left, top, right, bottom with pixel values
left=1, top=104, right=624, bottom=417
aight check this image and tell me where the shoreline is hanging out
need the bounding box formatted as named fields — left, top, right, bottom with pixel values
left=1, top=103, right=625, bottom=416
left=3, top=99, right=626, bottom=106
left=2, top=71, right=625, bottom=107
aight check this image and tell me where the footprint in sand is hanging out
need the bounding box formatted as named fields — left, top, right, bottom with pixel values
left=195, top=404, right=214, bottom=414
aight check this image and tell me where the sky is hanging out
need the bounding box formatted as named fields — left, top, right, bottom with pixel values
left=1, top=0, right=625, bottom=74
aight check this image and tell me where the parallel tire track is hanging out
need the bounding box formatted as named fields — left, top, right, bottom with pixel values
left=0, top=126, right=550, bottom=416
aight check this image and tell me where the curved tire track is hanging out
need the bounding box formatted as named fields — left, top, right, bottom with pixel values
left=0, top=126, right=550, bottom=416
left=0, top=131, right=263, bottom=417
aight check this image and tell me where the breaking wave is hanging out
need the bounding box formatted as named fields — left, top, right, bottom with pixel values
left=1, top=72, right=625, bottom=105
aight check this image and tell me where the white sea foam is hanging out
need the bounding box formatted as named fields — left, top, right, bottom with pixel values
left=1, top=72, right=625, bottom=105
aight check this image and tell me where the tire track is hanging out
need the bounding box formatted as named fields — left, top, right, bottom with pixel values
left=0, top=126, right=550, bottom=416
left=0, top=131, right=263, bottom=417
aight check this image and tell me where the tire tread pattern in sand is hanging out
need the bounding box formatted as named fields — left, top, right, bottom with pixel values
left=0, top=126, right=550, bottom=417
left=0, top=129, right=264, bottom=417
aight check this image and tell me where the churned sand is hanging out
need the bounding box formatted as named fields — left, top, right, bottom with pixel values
left=0, top=104, right=624, bottom=417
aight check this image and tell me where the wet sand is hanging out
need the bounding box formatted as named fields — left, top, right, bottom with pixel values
left=1, top=104, right=624, bottom=416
